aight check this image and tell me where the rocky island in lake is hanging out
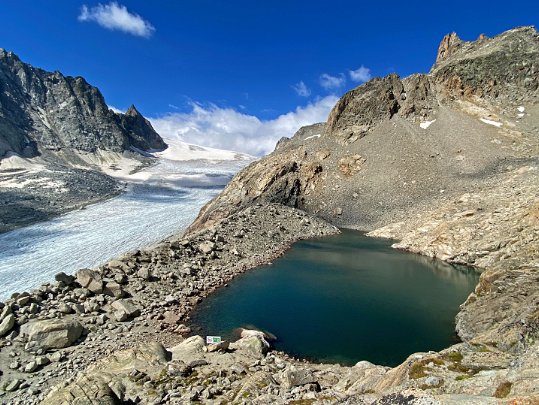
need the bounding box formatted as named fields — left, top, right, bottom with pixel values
left=0, top=5, right=539, bottom=404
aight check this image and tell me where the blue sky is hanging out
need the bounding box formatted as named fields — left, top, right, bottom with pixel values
left=1, top=1, right=537, bottom=155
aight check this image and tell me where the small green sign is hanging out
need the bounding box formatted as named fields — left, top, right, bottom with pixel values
left=206, top=336, right=222, bottom=344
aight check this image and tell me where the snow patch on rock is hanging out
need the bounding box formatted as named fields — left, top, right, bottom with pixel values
left=480, top=118, right=503, bottom=127
left=420, top=120, right=436, bottom=129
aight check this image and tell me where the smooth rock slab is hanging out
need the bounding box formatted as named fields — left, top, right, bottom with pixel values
left=22, top=318, right=83, bottom=351
left=0, top=314, right=15, bottom=337
left=4, top=379, right=22, bottom=392
left=42, top=342, right=168, bottom=405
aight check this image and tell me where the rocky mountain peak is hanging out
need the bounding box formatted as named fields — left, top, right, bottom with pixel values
left=119, top=104, right=166, bottom=151
left=126, top=104, right=141, bottom=117
left=0, top=49, right=167, bottom=159
left=436, top=32, right=462, bottom=63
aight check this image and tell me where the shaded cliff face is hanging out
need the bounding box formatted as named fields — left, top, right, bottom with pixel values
left=188, top=26, right=539, bottom=234
left=0, top=49, right=166, bottom=159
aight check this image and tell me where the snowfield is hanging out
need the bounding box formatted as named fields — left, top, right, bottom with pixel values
left=154, top=137, right=253, bottom=162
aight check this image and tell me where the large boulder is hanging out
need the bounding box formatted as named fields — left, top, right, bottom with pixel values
left=76, top=269, right=104, bottom=294
left=111, top=299, right=141, bottom=322
left=0, top=305, right=12, bottom=320
left=55, top=272, right=75, bottom=285
left=104, top=281, right=125, bottom=298
left=229, top=334, right=270, bottom=359
left=240, top=328, right=276, bottom=341
left=170, top=336, right=206, bottom=360
left=22, top=318, right=83, bottom=351
left=0, top=314, right=15, bottom=337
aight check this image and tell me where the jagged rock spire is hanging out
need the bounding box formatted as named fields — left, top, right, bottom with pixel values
left=125, top=104, right=141, bottom=117
left=436, top=32, right=462, bottom=63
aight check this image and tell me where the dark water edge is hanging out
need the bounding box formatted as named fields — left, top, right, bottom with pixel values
left=189, top=229, right=480, bottom=367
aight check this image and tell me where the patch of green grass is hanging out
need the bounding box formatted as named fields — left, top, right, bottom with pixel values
left=408, top=358, right=444, bottom=379
left=442, top=350, right=482, bottom=375
left=455, top=374, right=471, bottom=381
left=443, top=351, right=463, bottom=362
left=494, top=381, right=512, bottom=398
left=409, top=362, right=428, bottom=379
left=447, top=361, right=469, bottom=374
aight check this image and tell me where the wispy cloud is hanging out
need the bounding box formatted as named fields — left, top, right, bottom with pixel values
left=291, top=81, right=311, bottom=97
left=108, top=105, right=124, bottom=114
left=319, top=73, right=346, bottom=90
left=349, top=66, right=372, bottom=83
left=150, top=96, right=338, bottom=156
left=78, top=2, right=155, bottom=38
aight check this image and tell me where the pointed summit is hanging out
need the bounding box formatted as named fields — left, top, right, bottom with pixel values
left=119, top=105, right=167, bottom=150
left=125, top=104, right=141, bottom=117
left=436, top=32, right=462, bottom=63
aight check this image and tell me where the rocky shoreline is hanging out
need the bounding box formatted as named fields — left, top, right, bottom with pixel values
left=0, top=203, right=341, bottom=404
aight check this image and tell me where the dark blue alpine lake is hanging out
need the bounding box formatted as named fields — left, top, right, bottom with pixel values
left=189, top=229, right=479, bottom=366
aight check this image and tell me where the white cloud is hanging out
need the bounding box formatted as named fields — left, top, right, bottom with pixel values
left=150, top=96, right=338, bottom=157
left=319, top=73, right=345, bottom=90
left=78, top=2, right=155, bottom=38
left=349, top=66, right=372, bottom=83
left=291, top=81, right=311, bottom=97
left=108, top=105, right=124, bottom=114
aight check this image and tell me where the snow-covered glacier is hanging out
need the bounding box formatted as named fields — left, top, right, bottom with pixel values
left=0, top=158, right=249, bottom=300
